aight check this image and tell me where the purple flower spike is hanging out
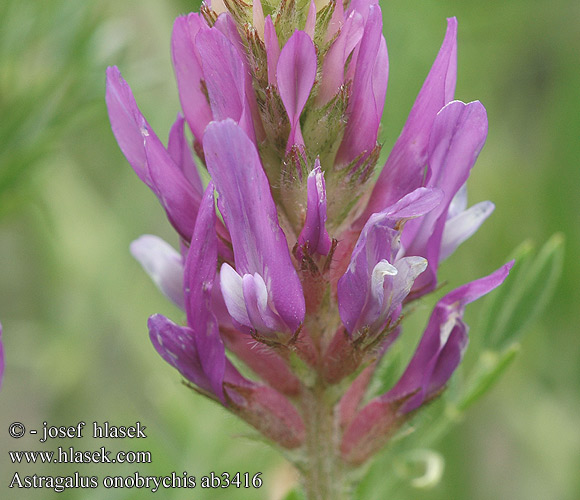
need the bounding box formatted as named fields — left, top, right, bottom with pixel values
left=364, top=17, right=457, bottom=216
left=204, top=119, right=305, bottom=336
left=277, top=31, right=317, bottom=154
left=171, top=14, right=212, bottom=144
left=385, top=261, right=514, bottom=413
left=338, top=188, right=441, bottom=336
left=110, top=5, right=516, bottom=472
left=105, top=66, right=201, bottom=241
left=336, top=5, right=388, bottom=168
left=297, top=159, right=332, bottom=259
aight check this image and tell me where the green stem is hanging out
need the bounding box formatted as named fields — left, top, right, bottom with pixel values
left=299, top=384, right=352, bottom=500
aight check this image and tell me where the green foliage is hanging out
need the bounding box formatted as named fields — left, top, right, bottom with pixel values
left=457, top=344, right=520, bottom=412
left=480, top=233, right=565, bottom=350
left=0, top=0, right=107, bottom=216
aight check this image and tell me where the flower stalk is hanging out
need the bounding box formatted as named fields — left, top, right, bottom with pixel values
left=300, top=383, right=351, bottom=500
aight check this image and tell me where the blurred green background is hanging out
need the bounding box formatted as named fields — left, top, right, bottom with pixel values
left=0, top=0, right=578, bottom=498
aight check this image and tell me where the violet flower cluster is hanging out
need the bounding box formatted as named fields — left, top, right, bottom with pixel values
left=107, top=0, right=511, bottom=472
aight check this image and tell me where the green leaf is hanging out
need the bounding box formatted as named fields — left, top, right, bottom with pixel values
left=457, top=343, right=520, bottom=411
left=481, top=233, right=564, bottom=350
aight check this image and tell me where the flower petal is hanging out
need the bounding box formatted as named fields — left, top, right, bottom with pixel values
left=171, top=14, right=212, bottom=143
left=305, top=1, right=317, bottom=39
left=207, top=0, right=228, bottom=15
left=403, top=100, right=489, bottom=295
left=346, top=0, right=378, bottom=20
left=440, top=200, right=495, bottom=261
left=338, top=188, right=439, bottom=335
left=364, top=17, right=457, bottom=216
left=144, top=134, right=200, bottom=240
left=204, top=119, right=305, bottom=334
left=385, top=261, right=514, bottom=413
left=326, top=0, right=345, bottom=42
left=149, top=314, right=224, bottom=399
left=447, top=183, right=468, bottom=219
left=383, top=186, right=443, bottom=220
left=105, top=66, right=152, bottom=186
left=264, top=16, right=280, bottom=86
left=167, top=113, right=203, bottom=195
left=242, top=273, right=287, bottom=333
left=182, top=181, right=226, bottom=400
left=167, top=115, right=232, bottom=258
left=213, top=13, right=266, bottom=143
left=196, top=28, right=256, bottom=143
left=220, top=263, right=253, bottom=331
left=252, top=0, right=265, bottom=39
left=336, top=5, right=388, bottom=168
left=427, top=101, right=488, bottom=191
left=105, top=66, right=200, bottom=240
left=130, top=235, right=185, bottom=310
left=297, top=160, right=332, bottom=258
left=317, top=11, right=364, bottom=106
left=277, top=30, right=317, bottom=153
left=387, top=256, right=428, bottom=317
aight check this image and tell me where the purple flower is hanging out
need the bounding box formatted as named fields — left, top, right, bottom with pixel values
left=363, top=17, right=458, bottom=216
left=204, top=119, right=305, bottom=339
left=107, top=0, right=511, bottom=462
left=401, top=100, right=491, bottom=297
left=171, top=13, right=263, bottom=147
left=277, top=30, right=317, bottom=154
left=335, top=5, right=388, bottom=169
left=341, top=262, right=513, bottom=464
left=337, top=188, right=442, bottom=338
left=296, top=159, right=332, bottom=259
